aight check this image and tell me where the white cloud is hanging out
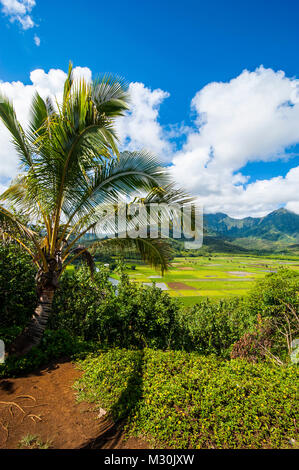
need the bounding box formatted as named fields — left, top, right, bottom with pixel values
left=286, top=200, right=299, bottom=214
left=33, top=33, right=40, bottom=46
left=191, top=166, right=299, bottom=218
left=116, top=82, right=173, bottom=161
left=1, top=65, right=299, bottom=218
left=0, top=0, right=36, bottom=30
left=170, top=66, right=299, bottom=216
left=72, top=66, right=92, bottom=83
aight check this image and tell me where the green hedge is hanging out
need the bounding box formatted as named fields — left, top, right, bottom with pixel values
left=75, top=348, right=299, bottom=449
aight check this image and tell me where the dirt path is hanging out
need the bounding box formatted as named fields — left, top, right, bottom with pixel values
left=0, top=361, right=149, bottom=449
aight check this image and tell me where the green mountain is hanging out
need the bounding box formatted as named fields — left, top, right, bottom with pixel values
left=203, top=208, right=299, bottom=253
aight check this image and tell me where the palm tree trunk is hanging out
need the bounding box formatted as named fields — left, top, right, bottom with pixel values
left=8, top=288, right=55, bottom=357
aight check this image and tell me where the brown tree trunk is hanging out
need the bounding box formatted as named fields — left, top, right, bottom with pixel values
left=7, top=251, right=62, bottom=358
left=8, top=288, right=55, bottom=357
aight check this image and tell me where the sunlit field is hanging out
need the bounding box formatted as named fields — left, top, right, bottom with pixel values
left=109, top=254, right=299, bottom=306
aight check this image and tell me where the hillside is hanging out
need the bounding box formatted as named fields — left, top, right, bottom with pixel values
left=203, top=208, right=299, bottom=254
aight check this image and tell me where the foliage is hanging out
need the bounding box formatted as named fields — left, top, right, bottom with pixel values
left=248, top=268, right=299, bottom=318
left=50, top=267, right=115, bottom=339
left=51, top=268, right=180, bottom=348
left=0, top=329, right=93, bottom=378
left=1, top=249, right=298, bottom=363
left=18, top=434, right=52, bottom=449
left=174, top=297, right=254, bottom=357
left=0, top=243, right=37, bottom=328
left=47, top=267, right=299, bottom=360
left=51, top=267, right=251, bottom=355
left=247, top=268, right=299, bottom=359
left=75, top=348, right=299, bottom=449
left=110, top=273, right=180, bottom=349
left=0, top=326, right=23, bottom=345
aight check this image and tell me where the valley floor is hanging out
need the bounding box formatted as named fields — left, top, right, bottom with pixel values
left=109, top=254, right=299, bottom=306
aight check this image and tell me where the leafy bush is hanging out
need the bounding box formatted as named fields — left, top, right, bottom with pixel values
left=108, top=274, right=180, bottom=349
left=2, top=248, right=298, bottom=364
left=75, top=348, right=299, bottom=449
left=0, top=255, right=254, bottom=367
left=230, top=317, right=273, bottom=362
left=51, top=268, right=251, bottom=356
left=0, top=329, right=93, bottom=378
left=50, top=267, right=116, bottom=339
left=51, top=269, right=180, bottom=349
left=247, top=268, right=299, bottom=360
left=248, top=268, right=299, bottom=319
left=0, top=243, right=37, bottom=328
left=173, top=297, right=253, bottom=357
left=0, top=326, right=23, bottom=345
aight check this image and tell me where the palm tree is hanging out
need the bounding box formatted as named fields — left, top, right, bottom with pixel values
left=0, top=63, right=191, bottom=357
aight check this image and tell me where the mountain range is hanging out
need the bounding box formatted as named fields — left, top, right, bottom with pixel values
left=203, top=208, right=299, bottom=253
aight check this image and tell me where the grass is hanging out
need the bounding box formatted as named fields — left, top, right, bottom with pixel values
left=107, top=254, right=299, bottom=304
left=18, top=434, right=52, bottom=449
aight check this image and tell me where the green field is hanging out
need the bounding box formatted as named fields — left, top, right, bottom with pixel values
left=109, top=254, right=299, bottom=306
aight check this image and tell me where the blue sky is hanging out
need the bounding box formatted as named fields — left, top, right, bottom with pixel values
left=0, top=0, right=299, bottom=217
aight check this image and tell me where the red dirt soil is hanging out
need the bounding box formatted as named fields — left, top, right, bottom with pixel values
left=0, top=361, right=149, bottom=449
left=167, top=282, right=196, bottom=290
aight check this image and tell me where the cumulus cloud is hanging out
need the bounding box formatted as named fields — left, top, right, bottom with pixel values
left=0, top=0, right=36, bottom=30
left=116, top=82, right=173, bottom=160
left=191, top=166, right=299, bottom=218
left=1, top=65, right=299, bottom=217
left=170, top=66, right=299, bottom=216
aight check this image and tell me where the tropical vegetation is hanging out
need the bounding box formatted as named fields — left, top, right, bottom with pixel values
left=0, top=63, right=190, bottom=356
left=0, top=62, right=298, bottom=450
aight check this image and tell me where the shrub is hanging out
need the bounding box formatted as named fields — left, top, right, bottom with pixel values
left=0, top=256, right=255, bottom=364
left=0, top=243, right=37, bottom=328
left=247, top=268, right=299, bottom=360
left=50, top=267, right=116, bottom=339
left=52, top=269, right=180, bottom=348
left=0, top=329, right=93, bottom=378
left=110, top=275, right=180, bottom=349
left=172, top=297, right=253, bottom=357
left=51, top=268, right=252, bottom=356
left=75, top=348, right=299, bottom=449
left=248, top=268, right=299, bottom=319
left=2, top=249, right=298, bottom=363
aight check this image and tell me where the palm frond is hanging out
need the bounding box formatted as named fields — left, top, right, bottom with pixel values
left=63, top=150, right=170, bottom=224
left=63, top=61, right=74, bottom=107
left=28, top=92, right=55, bottom=140
left=92, top=74, right=130, bottom=118
left=0, top=204, right=45, bottom=266
left=80, top=237, right=172, bottom=275
left=65, top=245, right=95, bottom=275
